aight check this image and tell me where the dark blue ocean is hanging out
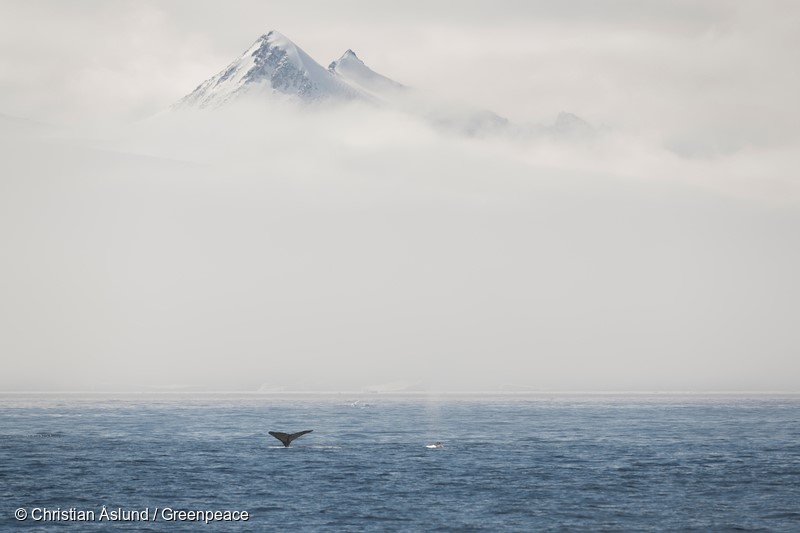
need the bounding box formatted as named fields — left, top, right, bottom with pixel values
left=1, top=394, right=799, bottom=531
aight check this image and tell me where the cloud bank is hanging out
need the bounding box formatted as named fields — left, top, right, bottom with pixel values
left=0, top=2, right=798, bottom=391
left=1, top=100, right=798, bottom=392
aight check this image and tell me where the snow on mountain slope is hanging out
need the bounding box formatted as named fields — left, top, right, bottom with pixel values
left=175, top=30, right=587, bottom=139
left=328, top=49, right=405, bottom=98
left=176, top=31, right=361, bottom=108
left=327, top=48, right=508, bottom=135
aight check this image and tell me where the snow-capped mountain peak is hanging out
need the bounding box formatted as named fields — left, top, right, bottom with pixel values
left=176, top=30, right=359, bottom=109
left=328, top=49, right=404, bottom=97
left=330, top=49, right=360, bottom=66
left=174, top=30, right=588, bottom=139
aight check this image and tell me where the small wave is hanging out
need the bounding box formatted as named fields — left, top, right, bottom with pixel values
left=761, top=512, right=800, bottom=520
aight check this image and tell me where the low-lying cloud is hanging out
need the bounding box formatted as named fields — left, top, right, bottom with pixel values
left=1, top=0, right=798, bottom=391
left=1, top=101, right=798, bottom=392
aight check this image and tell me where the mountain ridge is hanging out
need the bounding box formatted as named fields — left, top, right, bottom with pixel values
left=176, top=31, right=362, bottom=109
left=176, top=30, right=591, bottom=138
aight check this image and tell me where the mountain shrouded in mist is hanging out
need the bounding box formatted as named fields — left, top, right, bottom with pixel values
left=5, top=17, right=798, bottom=394
left=177, top=31, right=361, bottom=108
left=175, top=30, right=577, bottom=136
left=327, top=49, right=405, bottom=97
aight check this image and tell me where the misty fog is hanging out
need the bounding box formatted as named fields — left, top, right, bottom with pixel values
left=1, top=0, right=799, bottom=392
left=1, top=99, right=798, bottom=392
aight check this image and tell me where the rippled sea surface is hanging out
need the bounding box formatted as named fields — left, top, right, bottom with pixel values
left=1, top=394, right=799, bottom=531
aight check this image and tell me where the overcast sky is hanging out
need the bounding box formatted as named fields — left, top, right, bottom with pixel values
left=1, top=0, right=799, bottom=150
left=1, top=1, right=798, bottom=392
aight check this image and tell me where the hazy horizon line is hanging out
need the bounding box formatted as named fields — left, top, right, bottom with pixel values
left=2, top=390, right=798, bottom=397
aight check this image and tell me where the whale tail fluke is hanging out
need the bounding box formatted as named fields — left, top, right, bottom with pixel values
left=269, top=430, right=313, bottom=447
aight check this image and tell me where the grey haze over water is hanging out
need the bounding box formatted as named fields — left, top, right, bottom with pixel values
left=0, top=1, right=799, bottom=393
